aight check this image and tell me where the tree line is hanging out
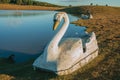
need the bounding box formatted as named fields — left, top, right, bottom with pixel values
left=0, top=0, right=33, bottom=5
left=0, top=0, right=59, bottom=7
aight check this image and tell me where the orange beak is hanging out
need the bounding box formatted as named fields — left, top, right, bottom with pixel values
left=53, top=20, right=60, bottom=30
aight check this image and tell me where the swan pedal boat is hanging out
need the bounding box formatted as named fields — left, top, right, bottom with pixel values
left=33, top=12, right=98, bottom=75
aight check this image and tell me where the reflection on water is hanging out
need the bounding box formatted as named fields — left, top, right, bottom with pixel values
left=0, top=10, right=86, bottom=63
left=0, top=10, right=50, bottom=17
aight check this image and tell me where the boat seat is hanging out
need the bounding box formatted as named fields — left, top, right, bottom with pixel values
left=81, top=32, right=92, bottom=52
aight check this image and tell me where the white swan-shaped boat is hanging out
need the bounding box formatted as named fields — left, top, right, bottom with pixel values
left=81, top=14, right=93, bottom=19
left=33, top=12, right=98, bottom=75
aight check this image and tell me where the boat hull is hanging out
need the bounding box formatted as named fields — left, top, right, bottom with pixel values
left=33, top=49, right=98, bottom=75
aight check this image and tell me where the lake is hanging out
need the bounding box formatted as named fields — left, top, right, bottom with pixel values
left=0, top=10, right=86, bottom=63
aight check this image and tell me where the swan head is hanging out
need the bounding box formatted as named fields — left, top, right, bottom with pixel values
left=53, top=12, right=65, bottom=30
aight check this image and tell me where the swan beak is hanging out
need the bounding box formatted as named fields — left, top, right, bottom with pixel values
left=53, top=21, right=60, bottom=30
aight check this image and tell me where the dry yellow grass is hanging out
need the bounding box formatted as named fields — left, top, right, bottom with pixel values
left=0, top=74, right=15, bottom=80
left=0, top=4, right=62, bottom=10
left=70, top=6, right=120, bottom=80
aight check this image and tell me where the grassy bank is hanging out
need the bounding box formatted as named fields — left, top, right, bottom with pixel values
left=0, top=4, right=62, bottom=10
left=0, top=6, right=120, bottom=80
left=71, top=6, right=120, bottom=80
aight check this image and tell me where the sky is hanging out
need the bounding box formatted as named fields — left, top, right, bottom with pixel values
left=37, top=0, right=120, bottom=7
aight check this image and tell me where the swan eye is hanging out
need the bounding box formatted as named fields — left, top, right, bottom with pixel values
left=53, top=16, right=59, bottom=21
left=53, top=13, right=61, bottom=22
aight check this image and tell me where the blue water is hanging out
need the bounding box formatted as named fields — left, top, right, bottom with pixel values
left=0, top=10, right=86, bottom=63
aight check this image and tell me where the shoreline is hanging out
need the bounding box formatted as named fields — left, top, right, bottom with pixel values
left=0, top=4, right=62, bottom=11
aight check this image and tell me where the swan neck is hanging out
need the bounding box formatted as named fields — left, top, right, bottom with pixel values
left=49, top=14, right=69, bottom=50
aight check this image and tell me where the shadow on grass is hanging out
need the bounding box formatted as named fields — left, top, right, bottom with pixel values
left=0, top=49, right=57, bottom=80
left=0, top=58, right=57, bottom=80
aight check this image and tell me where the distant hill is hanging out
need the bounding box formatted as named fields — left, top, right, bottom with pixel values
left=32, top=1, right=62, bottom=7
left=0, top=0, right=62, bottom=7
left=59, top=6, right=120, bottom=16
left=0, top=4, right=62, bottom=10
